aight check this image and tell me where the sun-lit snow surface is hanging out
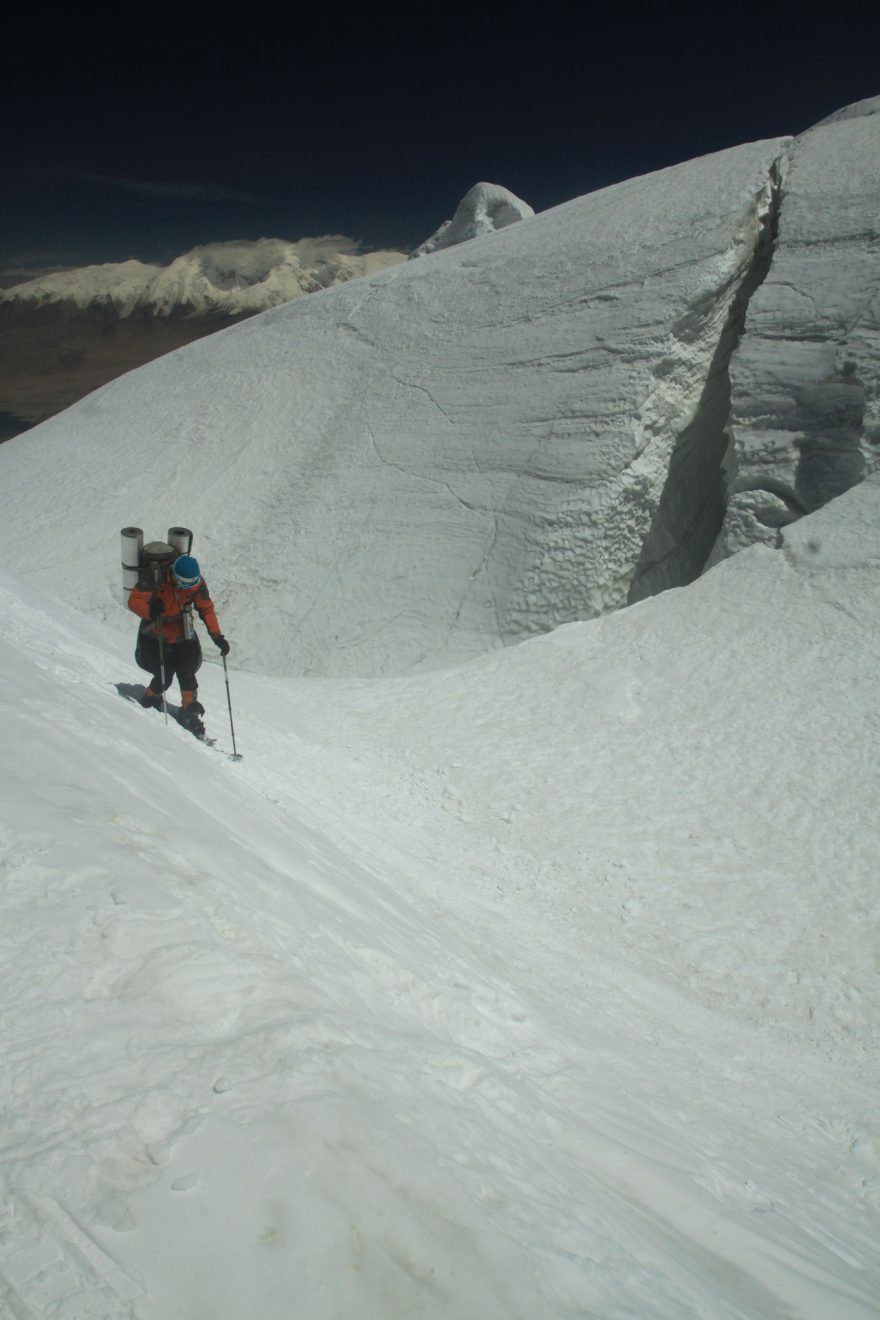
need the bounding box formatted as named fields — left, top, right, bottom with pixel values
left=1, top=473, right=879, bottom=1318
left=712, top=96, right=880, bottom=561
left=0, top=237, right=406, bottom=317
left=0, top=137, right=791, bottom=678
left=2, top=102, right=880, bottom=1318
left=410, top=181, right=535, bottom=257
left=812, top=93, right=880, bottom=127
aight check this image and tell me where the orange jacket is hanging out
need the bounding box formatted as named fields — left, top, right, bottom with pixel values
left=128, top=577, right=221, bottom=645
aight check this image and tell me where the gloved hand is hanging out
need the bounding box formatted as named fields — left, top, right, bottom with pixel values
left=149, top=596, right=163, bottom=619
left=212, top=634, right=230, bottom=656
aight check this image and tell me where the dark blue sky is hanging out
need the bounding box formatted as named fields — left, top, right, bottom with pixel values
left=2, top=9, right=877, bottom=278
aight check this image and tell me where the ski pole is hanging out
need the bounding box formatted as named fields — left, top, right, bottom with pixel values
left=157, top=622, right=169, bottom=725
left=222, top=654, right=242, bottom=760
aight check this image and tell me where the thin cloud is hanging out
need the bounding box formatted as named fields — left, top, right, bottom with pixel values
left=0, top=250, right=82, bottom=287
left=18, top=167, right=262, bottom=204
left=79, top=173, right=263, bottom=203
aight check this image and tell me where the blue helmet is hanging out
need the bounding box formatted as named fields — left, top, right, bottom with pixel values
left=172, top=555, right=201, bottom=588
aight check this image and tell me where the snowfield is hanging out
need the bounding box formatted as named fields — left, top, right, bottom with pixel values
left=0, top=98, right=879, bottom=1319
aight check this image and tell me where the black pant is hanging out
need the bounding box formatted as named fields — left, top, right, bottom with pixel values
left=135, top=633, right=203, bottom=695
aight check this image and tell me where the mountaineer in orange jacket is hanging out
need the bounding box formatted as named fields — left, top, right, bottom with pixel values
left=128, top=550, right=229, bottom=735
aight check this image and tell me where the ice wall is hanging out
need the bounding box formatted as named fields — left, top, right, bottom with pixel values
left=627, top=162, right=782, bottom=602
left=710, top=98, right=880, bottom=561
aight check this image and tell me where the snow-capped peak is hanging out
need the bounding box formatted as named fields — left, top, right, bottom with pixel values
left=410, top=182, right=535, bottom=257
left=1, top=258, right=164, bottom=309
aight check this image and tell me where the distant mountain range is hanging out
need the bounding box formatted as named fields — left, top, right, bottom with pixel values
left=0, top=237, right=406, bottom=438
left=1, top=237, right=406, bottom=318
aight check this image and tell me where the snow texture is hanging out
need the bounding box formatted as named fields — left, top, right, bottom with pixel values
left=1, top=98, right=880, bottom=1320
left=0, top=477, right=878, bottom=1318
left=0, top=237, right=407, bottom=317
left=410, top=182, right=535, bottom=258
left=711, top=107, right=880, bottom=561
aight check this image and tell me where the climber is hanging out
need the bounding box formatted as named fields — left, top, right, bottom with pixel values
left=128, top=544, right=229, bottom=736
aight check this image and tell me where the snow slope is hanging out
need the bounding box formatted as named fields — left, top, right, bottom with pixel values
left=1, top=471, right=879, bottom=1317
left=0, top=237, right=406, bottom=317
left=0, top=136, right=790, bottom=677
left=1, top=100, right=880, bottom=1320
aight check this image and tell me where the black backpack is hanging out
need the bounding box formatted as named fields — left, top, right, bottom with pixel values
left=139, top=541, right=176, bottom=588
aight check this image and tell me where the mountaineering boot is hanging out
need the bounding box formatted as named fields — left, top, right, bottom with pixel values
left=177, top=699, right=206, bottom=737
left=139, top=687, right=164, bottom=710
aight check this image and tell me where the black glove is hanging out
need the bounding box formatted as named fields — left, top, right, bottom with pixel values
left=212, top=634, right=230, bottom=656
left=149, top=596, right=163, bottom=619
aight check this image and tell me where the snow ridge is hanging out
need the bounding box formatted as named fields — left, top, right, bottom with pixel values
left=0, top=104, right=877, bottom=686
left=0, top=138, right=794, bottom=678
